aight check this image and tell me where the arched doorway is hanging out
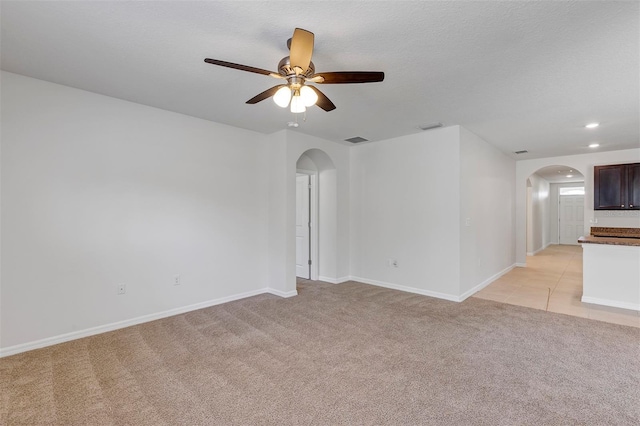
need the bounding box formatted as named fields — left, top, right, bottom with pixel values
left=295, top=149, right=337, bottom=282
left=525, top=165, right=585, bottom=256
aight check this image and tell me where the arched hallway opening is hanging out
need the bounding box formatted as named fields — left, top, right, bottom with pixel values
left=294, top=148, right=337, bottom=284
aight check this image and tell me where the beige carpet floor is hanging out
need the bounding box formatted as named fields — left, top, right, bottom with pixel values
left=2, top=280, right=639, bottom=425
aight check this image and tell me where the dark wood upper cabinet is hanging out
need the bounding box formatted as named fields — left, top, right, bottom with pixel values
left=594, top=163, right=640, bottom=210
left=629, top=163, right=640, bottom=209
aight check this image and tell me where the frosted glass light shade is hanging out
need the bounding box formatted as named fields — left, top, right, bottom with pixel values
left=290, top=95, right=306, bottom=113
left=299, top=85, right=318, bottom=107
left=273, top=86, right=292, bottom=108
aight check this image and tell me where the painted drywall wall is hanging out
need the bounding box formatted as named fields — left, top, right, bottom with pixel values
left=526, top=173, right=551, bottom=255
left=515, top=148, right=640, bottom=264
left=266, top=130, right=292, bottom=295
left=296, top=154, right=317, bottom=171
left=349, top=127, right=462, bottom=299
left=459, top=127, right=515, bottom=296
left=549, top=182, right=585, bottom=244
left=1, top=72, right=270, bottom=351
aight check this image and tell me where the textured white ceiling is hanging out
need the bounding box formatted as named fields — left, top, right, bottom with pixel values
left=534, top=165, right=584, bottom=184
left=1, top=1, right=638, bottom=159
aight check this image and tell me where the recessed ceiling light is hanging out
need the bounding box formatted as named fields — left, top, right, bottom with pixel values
left=588, top=143, right=600, bottom=148
left=566, top=175, right=573, bottom=178
left=585, top=123, right=599, bottom=129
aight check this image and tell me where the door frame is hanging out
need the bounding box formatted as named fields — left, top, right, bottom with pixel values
left=296, top=169, right=319, bottom=281
left=558, top=191, right=585, bottom=246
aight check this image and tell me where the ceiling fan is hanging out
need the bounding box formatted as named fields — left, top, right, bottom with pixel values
left=204, top=28, right=384, bottom=113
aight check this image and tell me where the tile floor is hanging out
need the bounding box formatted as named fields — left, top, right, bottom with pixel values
left=473, top=244, right=640, bottom=328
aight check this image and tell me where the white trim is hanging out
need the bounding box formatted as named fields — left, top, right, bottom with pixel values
left=318, top=276, right=350, bottom=284
left=0, top=287, right=294, bottom=358
left=527, top=242, right=552, bottom=256
left=515, top=262, right=527, bottom=267
left=349, top=276, right=460, bottom=302
left=351, top=265, right=516, bottom=303
left=581, top=296, right=640, bottom=312
left=295, top=169, right=319, bottom=281
left=266, top=288, right=298, bottom=298
left=458, top=264, right=516, bottom=301
left=309, top=173, right=319, bottom=281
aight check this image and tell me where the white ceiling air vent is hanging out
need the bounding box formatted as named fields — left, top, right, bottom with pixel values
left=418, top=122, right=443, bottom=131
left=514, top=150, right=529, bottom=155
left=345, top=136, right=368, bottom=144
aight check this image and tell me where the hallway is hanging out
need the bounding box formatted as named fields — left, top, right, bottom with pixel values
left=474, top=244, right=640, bottom=328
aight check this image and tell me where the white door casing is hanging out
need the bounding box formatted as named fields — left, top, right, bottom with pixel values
left=559, top=195, right=584, bottom=245
left=296, top=174, right=310, bottom=278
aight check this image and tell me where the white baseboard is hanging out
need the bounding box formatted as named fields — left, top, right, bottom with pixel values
left=0, top=287, right=295, bottom=358
left=527, top=242, right=552, bottom=256
left=581, top=296, right=640, bottom=312
left=266, top=288, right=298, bottom=298
left=318, top=276, right=350, bottom=284
left=349, top=276, right=459, bottom=302
left=515, top=262, right=527, bottom=267
left=458, top=264, right=516, bottom=301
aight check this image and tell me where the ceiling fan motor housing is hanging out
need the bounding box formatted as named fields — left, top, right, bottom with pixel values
left=278, top=57, right=315, bottom=82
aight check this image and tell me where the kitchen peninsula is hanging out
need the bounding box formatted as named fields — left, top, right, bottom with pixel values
left=578, top=227, right=640, bottom=312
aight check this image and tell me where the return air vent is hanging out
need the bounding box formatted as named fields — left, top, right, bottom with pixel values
left=418, top=122, right=443, bottom=131
left=345, top=136, right=368, bottom=144
left=514, top=150, right=529, bottom=155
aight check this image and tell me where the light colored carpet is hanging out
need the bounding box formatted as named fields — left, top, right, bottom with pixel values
left=2, top=280, right=639, bottom=425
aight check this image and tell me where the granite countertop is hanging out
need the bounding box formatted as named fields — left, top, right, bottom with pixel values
left=578, top=227, right=640, bottom=247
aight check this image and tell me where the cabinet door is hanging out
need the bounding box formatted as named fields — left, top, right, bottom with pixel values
left=594, top=165, right=626, bottom=210
left=628, top=163, right=640, bottom=210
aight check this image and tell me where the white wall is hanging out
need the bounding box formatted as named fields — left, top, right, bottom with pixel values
left=266, top=130, right=291, bottom=295
left=296, top=154, right=317, bottom=172
left=459, top=127, right=515, bottom=296
left=1, top=72, right=271, bottom=352
left=350, top=126, right=516, bottom=300
left=515, top=149, right=640, bottom=264
left=350, top=127, right=462, bottom=299
left=526, top=173, right=550, bottom=255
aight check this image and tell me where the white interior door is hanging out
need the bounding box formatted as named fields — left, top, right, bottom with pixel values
left=296, top=174, right=310, bottom=278
left=559, top=195, right=584, bottom=245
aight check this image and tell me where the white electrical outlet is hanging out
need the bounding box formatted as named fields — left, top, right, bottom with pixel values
left=173, top=274, right=181, bottom=286
left=117, top=283, right=126, bottom=295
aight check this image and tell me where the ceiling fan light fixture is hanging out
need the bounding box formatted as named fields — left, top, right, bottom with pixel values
left=290, top=92, right=306, bottom=113
left=299, top=85, right=318, bottom=107
left=273, top=86, right=292, bottom=108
